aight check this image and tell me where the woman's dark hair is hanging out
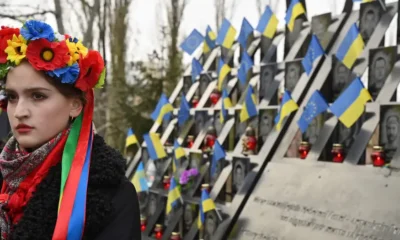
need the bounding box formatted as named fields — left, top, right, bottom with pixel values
left=44, top=74, right=87, bottom=105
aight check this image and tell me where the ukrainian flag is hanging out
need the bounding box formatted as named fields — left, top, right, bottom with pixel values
left=220, top=89, right=232, bottom=124
left=330, top=77, right=372, bottom=128
left=353, top=0, right=374, bottom=2
left=197, top=189, right=217, bottom=228
left=336, top=23, right=364, bottom=69
left=240, top=86, right=258, bottom=122
left=151, top=93, right=174, bottom=125
left=216, top=18, right=237, bottom=49
left=274, top=91, right=299, bottom=130
left=285, top=0, right=306, bottom=32
left=125, top=128, right=138, bottom=148
left=256, top=6, right=279, bottom=39
left=131, top=162, right=149, bottom=192
left=174, top=140, right=186, bottom=160
left=166, top=178, right=182, bottom=214
left=203, top=25, right=217, bottom=54
left=143, top=132, right=167, bottom=160
left=237, top=18, right=254, bottom=49
left=218, top=58, right=231, bottom=91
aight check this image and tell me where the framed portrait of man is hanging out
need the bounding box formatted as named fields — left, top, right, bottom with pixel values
left=259, top=63, right=278, bottom=102
left=380, top=105, right=400, bottom=163
left=234, top=109, right=247, bottom=144
left=332, top=56, right=356, bottom=101
left=360, top=1, right=383, bottom=43
left=232, top=157, right=250, bottom=193
left=182, top=75, right=192, bottom=96
left=258, top=109, right=276, bottom=146
left=213, top=110, right=224, bottom=135
left=182, top=203, right=198, bottom=235
left=198, top=73, right=213, bottom=97
left=368, top=46, right=397, bottom=100
left=147, top=192, right=163, bottom=218
left=194, top=110, right=209, bottom=136
left=203, top=210, right=220, bottom=240
left=302, top=114, right=325, bottom=146
left=285, top=18, right=305, bottom=56
left=311, top=12, right=332, bottom=48
left=285, top=59, right=303, bottom=92
left=333, top=114, right=364, bottom=154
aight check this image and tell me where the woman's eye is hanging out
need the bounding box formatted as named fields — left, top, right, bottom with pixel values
left=7, top=93, right=17, bottom=102
left=32, top=93, right=46, bottom=100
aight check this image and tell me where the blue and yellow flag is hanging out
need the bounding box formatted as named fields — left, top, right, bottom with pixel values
left=218, top=58, right=231, bottom=91
left=131, top=162, right=149, bottom=192
left=178, top=94, right=190, bottom=127
left=174, top=139, right=186, bottom=160
left=191, top=58, right=203, bottom=82
left=353, top=0, right=374, bottom=2
left=125, top=128, right=138, bottom=148
left=143, top=132, right=167, bottom=160
left=237, top=18, right=254, bottom=49
left=166, top=178, right=182, bottom=214
left=203, top=25, right=217, bottom=54
left=180, top=29, right=204, bottom=55
left=237, top=51, right=254, bottom=85
left=285, top=0, right=306, bottom=32
left=256, top=6, right=279, bottom=39
left=220, top=89, right=232, bottom=124
left=274, top=91, right=299, bottom=130
left=297, top=91, right=329, bottom=133
left=216, top=18, right=237, bottom=49
left=302, top=35, right=324, bottom=75
left=240, top=86, right=258, bottom=122
left=211, top=140, right=225, bottom=177
left=151, top=93, right=174, bottom=125
left=336, top=23, right=364, bottom=69
left=330, top=77, right=372, bottom=128
left=197, top=189, right=217, bottom=228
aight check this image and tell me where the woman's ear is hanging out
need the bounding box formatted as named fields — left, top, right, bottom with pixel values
left=69, top=98, right=83, bottom=118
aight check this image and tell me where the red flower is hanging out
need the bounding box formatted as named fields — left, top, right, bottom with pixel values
left=26, top=38, right=69, bottom=71
left=0, top=26, right=20, bottom=63
left=75, top=50, right=104, bottom=91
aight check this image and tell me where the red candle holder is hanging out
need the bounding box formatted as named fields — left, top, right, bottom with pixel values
left=371, top=146, right=385, bottom=167
left=192, top=96, right=199, bottom=108
left=171, top=232, right=181, bottom=240
left=154, top=224, right=163, bottom=239
left=246, top=136, right=257, bottom=153
left=210, top=90, right=221, bottom=106
left=298, top=141, right=310, bottom=160
left=201, top=183, right=210, bottom=193
left=205, top=134, right=216, bottom=149
left=331, top=143, right=344, bottom=163
left=163, top=176, right=171, bottom=190
left=187, top=136, right=194, bottom=148
left=140, top=216, right=147, bottom=232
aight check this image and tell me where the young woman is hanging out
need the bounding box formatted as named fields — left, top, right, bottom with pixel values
left=0, top=20, right=141, bottom=239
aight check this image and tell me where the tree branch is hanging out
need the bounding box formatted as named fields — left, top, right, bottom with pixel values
left=0, top=10, right=55, bottom=22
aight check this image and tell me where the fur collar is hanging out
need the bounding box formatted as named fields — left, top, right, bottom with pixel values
left=10, top=135, right=127, bottom=240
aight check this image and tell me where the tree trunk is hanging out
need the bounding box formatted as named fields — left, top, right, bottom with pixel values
left=53, top=0, right=65, bottom=33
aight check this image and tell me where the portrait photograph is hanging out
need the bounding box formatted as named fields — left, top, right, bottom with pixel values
left=232, top=157, right=250, bottom=193
left=213, top=110, right=224, bottom=135
left=285, top=59, right=303, bottom=92
left=147, top=192, right=161, bottom=218
left=203, top=210, right=220, bottom=240
left=258, top=109, right=276, bottom=144
left=334, top=114, right=364, bottom=152
left=285, top=18, right=305, bottom=55
left=182, top=75, right=192, bottom=96
left=311, top=12, right=332, bottom=48
left=259, top=63, right=278, bottom=102
left=359, top=1, right=383, bottom=43
left=380, top=105, right=400, bottom=162
left=194, top=110, right=209, bottom=136
left=368, top=46, right=397, bottom=100
left=183, top=203, right=198, bottom=235
left=332, top=56, right=356, bottom=101
left=235, top=109, right=247, bottom=144
left=302, top=114, right=325, bottom=146
left=198, top=73, right=212, bottom=97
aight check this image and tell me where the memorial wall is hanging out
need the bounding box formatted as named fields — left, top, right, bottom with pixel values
left=125, top=0, right=400, bottom=239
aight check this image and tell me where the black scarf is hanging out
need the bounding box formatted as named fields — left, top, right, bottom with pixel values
left=9, top=135, right=127, bottom=240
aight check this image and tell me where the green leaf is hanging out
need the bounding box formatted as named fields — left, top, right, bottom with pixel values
left=95, top=68, right=106, bottom=89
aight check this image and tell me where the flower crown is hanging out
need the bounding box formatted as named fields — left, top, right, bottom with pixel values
left=0, top=20, right=105, bottom=92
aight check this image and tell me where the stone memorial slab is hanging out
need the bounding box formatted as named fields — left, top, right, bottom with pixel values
left=332, top=56, right=356, bottom=101
left=285, top=59, right=304, bottom=92
left=235, top=109, right=247, bottom=144
left=258, top=109, right=275, bottom=145
left=259, top=63, right=278, bottom=102
left=233, top=161, right=400, bottom=240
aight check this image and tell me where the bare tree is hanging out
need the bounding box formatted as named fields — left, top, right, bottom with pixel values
left=214, top=0, right=237, bottom=30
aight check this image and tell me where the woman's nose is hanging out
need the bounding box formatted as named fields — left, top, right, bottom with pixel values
left=14, top=100, right=30, bottom=119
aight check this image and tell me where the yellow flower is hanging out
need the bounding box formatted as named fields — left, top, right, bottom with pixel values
left=66, top=39, right=88, bottom=65
left=5, top=34, right=27, bottom=66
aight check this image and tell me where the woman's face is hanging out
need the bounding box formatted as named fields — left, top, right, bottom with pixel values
left=5, top=62, right=82, bottom=150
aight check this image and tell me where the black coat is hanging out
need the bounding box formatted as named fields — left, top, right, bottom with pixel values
left=6, top=135, right=141, bottom=240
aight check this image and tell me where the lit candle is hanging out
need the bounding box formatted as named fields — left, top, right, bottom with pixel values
left=201, top=183, right=210, bottom=193
left=331, top=143, right=344, bottom=163
left=171, top=232, right=181, bottom=240
left=298, top=141, right=310, bottom=160
left=163, top=176, right=171, bottom=190
left=140, top=215, right=146, bottom=232
left=371, top=146, right=385, bottom=167
left=209, top=89, right=221, bottom=106
left=154, top=224, right=163, bottom=239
